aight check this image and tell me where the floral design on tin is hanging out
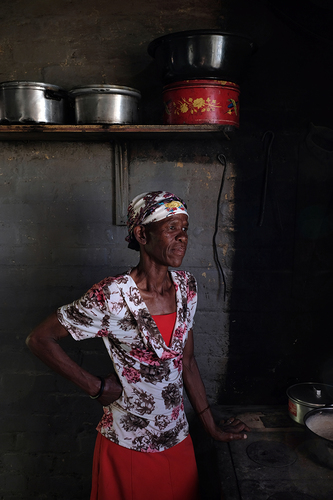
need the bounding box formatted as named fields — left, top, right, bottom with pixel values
left=171, top=97, right=222, bottom=116
left=227, top=98, right=238, bottom=116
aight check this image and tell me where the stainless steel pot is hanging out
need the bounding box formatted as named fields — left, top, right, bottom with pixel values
left=148, top=30, right=255, bottom=83
left=304, top=407, right=333, bottom=468
left=69, top=85, right=141, bottom=125
left=287, top=382, right=333, bottom=424
left=0, top=81, right=69, bottom=124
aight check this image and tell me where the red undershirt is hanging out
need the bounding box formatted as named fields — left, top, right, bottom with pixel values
left=152, top=312, right=177, bottom=347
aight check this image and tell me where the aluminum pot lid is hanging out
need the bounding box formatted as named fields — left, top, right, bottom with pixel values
left=0, top=81, right=66, bottom=92
left=69, top=85, right=141, bottom=98
left=287, top=382, right=333, bottom=406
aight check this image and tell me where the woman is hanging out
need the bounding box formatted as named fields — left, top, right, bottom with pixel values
left=26, top=191, right=249, bottom=500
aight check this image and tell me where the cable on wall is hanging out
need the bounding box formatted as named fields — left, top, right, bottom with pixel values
left=213, top=153, right=227, bottom=301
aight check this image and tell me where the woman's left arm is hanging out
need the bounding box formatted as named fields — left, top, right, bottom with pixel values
left=182, top=329, right=249, bottom=442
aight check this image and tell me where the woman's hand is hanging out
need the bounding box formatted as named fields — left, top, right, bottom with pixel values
left=97, top=373, right=123, bottom=406
left=182, top=331, right=251, bottom=442
left=209, top=417, right=250, bottom=442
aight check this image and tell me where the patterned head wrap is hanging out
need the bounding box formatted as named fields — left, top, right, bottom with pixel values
left=126, top=191, right=188, bottom=249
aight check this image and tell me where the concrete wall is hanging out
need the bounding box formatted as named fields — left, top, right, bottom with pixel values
left=1, top=0, right=333, bottom=498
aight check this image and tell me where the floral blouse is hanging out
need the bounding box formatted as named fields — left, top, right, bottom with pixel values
left=57, top=269, right=197, bottom=453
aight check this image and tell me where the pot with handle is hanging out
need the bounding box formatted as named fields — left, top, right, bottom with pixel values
left=0, top=81, right=70, bottom=124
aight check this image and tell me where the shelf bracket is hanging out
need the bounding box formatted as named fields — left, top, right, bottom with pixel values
left=114, top=140, right=129, bottom=226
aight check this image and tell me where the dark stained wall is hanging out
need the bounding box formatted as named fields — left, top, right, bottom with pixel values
left=0, top=0, right=333, bottom=498
left=221, top=0, right=333, bottom=404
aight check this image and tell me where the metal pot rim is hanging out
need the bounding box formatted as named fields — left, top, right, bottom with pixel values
left=0, top=81, right=65, bottom=92
left=148, top=30, right=254, bottom=57
left=162, top=79, right=240, bottom=91
left=69, top=85, right=141, bottom=98
left=287, top=382, right=333, bottom=406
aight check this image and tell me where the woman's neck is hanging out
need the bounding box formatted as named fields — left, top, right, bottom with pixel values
left=130, top=264, right=176, bottom=315
left=131, top=262, right=170, bottom=292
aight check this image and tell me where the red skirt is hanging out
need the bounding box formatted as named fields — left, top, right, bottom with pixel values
left=90, top=433, right=200, bottom=500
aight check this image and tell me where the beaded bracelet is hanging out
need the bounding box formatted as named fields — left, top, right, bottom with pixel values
left=90, top=376, right=105, bottom=400
left=197, top=405, right=210, bottom=416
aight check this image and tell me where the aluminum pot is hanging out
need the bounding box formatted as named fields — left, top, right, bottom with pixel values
left=163, top=79, right=240, bottom=126
left=69, top=85, right=141, bottom=125
left=148, top=30, right=255, bottom=83
left=287, top=382, right=333, bottom=424
left=304, top=407, right=333, bottom=469
left=0, top=81, right=69, bottom=124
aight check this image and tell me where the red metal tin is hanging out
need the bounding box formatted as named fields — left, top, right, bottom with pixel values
left=162, top=79, right=240, bottom=126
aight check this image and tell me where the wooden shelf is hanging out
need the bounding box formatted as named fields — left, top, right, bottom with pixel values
left=0, top=124, right=234, bottom=141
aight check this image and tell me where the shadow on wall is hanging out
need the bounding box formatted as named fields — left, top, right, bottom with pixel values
left=214, top=0, right=333, bottom=406
left=222, top=124, right=333, bottom=404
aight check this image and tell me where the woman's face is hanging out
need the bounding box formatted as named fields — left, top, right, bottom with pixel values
left=143, top=213, right=189, bottom=268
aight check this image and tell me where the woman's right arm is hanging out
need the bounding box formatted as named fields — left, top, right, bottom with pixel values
left=26, top=311, right=122, bottom=405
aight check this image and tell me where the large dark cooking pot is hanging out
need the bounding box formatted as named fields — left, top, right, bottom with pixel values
left=0, top=81, right=69, bottom=124
left=148, top=30, right=255, bottom=83
left=304, top=407, right=333, bottom=469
